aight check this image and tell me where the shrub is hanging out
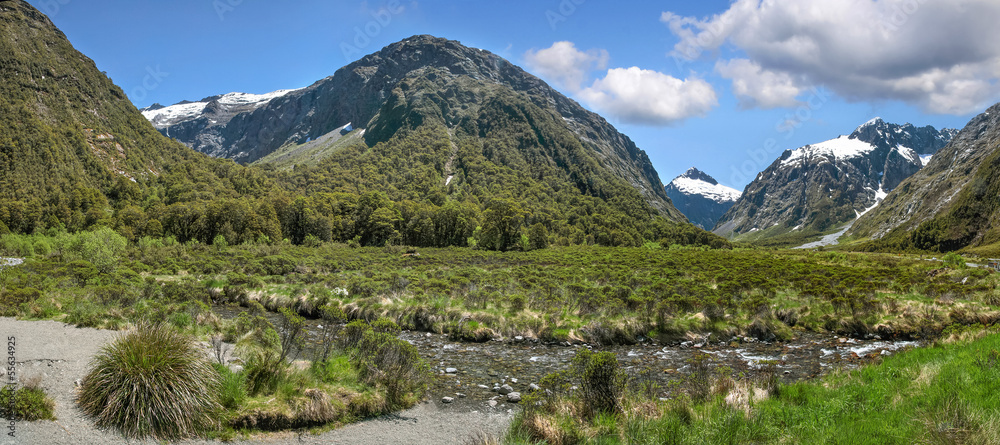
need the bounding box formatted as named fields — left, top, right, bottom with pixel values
left=943, top=252, right=967, bottom=269
left=353, top=329, right=429, bottom=408
left=0, top=377, right=55, bottom=421
left=77, top=323, right=221, bottom=439
left=243, top=348, right=286, bottom=396
left=572, top=349, right=624, bottom=416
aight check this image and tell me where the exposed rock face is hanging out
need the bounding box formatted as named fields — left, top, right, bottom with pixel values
left=665, top=168, right=741, bottom=230
left=850, top=103, right=1000, bottom=249
left=141, top=35, right=684, bottom=220
left=714, top=119, right=956, bottom=239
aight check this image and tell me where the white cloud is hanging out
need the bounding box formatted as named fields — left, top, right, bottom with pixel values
left=664, top=0, right=1000, bottom=115
left=715, top=59, right=803, bottom=109
left=578, top=67, right=718, bottom=126
left=523, top=41, right=609, bottom=92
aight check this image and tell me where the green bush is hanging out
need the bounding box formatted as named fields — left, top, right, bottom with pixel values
left=77, top=323, right=221, bottom=439
left=572, top=349, right=624, bottom=417
left=0, top=379, right=55, bottom=421
left=243, top=348, right=286, bottom=396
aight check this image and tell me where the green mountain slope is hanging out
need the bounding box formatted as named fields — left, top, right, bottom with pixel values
left=0, top=0, right=273, bottom=236
left=0, top=2, right=723, bottom=250
left=851, top=102, right=1000, bottom=253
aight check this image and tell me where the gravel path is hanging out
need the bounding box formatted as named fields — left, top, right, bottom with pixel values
left=0, top=318, right=513, bottom=445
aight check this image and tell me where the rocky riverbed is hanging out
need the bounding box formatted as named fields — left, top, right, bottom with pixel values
left=215, top=305, right=921, bottom=413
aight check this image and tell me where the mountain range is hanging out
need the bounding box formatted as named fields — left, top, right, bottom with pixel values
left=851, top=103, right=1000, bottom=252
left=714, top=119, right=957, bottom=243
left=665, top=168, right=741, bottom=230
left=2, top=1, right=727, bottom=250
left=140, top=35, right=685, bottom=222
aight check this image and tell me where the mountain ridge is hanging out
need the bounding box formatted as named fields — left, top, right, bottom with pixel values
left=714, top=118, right=956, bottom=242
left=850, top=102, right=1000, bottom=252
left=143, top=34, right=686, bottom=221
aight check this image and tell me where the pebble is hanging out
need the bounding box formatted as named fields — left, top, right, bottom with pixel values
left=442, top=397, right=455, bottom=403
left=499, top=384, right=514, bottom=395
left=514, top=336, right=524, bottom=342
left=507, top=392, right=521, bottom=403
left=477, top=384, right=490, bottom=390
left=456, top=393, right=467, bottom=398
left=445, top=367, right=458, bottom=373
left=510, top=378, right=518, bottom=383
left=487, top=400, right=497, bottom=407
left=529, top=383, right=541, bottom=391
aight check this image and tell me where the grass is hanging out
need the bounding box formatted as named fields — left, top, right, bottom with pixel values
left=77, top=322, right=221, bottom=440
left=498, top=327, right=1000, bottom=445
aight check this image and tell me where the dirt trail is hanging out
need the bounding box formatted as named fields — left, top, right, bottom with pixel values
left=0, top=318, right=511, bottom=445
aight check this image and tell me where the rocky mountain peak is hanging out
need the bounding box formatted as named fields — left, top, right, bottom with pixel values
left=849, top=117, right=956, bottom=155
left=666, top=168, right=740, bottom=230
left=679, top=167, right=719, bottom=185
left=714, top=117, right=955, bottom=242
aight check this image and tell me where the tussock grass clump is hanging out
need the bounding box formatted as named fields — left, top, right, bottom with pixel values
left=77, top=322, right=221, bottom=440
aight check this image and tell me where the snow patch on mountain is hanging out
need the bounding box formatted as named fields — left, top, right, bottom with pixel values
left=670, top=176, right=741, bottom=204
left=781, top=136, right=875, bottom=167
left=141, top=89, right=301, bottom=128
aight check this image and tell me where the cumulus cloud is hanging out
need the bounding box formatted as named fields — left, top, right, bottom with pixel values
left=523, top=41, right=609, bottom=92
left=578, top=67, right=718, bottom=126
left=663, top=0, right=1000, bottom=115
left=715, top=59, right=804, bottom=109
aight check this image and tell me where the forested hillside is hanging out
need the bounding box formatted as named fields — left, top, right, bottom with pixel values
left=0, top=1, right=724, bottom=250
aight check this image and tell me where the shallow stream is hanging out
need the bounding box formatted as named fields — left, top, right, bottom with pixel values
left=214, top=305, right=919, bottom=413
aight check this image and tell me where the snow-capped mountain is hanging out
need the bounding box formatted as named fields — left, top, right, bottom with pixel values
left=665, top=168, right=741, bottom=229
left=714, top=118, right=957, bottom=240
left=141, top=90, right=300, bottom=128
left=138, top=89, right=302, bottom=157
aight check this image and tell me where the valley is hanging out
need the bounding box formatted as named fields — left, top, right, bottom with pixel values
left=3, top=0, right=1000, bottom=443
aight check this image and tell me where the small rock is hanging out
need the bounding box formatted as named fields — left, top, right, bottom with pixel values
left=426, top=333, right=432, bottom=337
left=529, top=383, right=541, bottom=391
left=510, top=378, right=518, bottom=384
left=499, top=384, right=514, bottom=395
left=507, top=392, right=521, bottom=403
left=445, top=367, right=458, bottom=374
left=456, top=393, right=467, bottom=398
left=442, top=397, right=455, bottom=403
left=74, top=379, right=82, bottom=387
left=514, top=336, right=524, bottom=342
left=783, top=371, right=791, bottom=375
left=477, top=384, right=490, bottom=390
left=487, top=400, right=497, bottom=407
left=492, top=386, right=501, bottom=393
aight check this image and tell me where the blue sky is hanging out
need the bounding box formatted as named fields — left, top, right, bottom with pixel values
left=28, top=0, right=995, bottom=190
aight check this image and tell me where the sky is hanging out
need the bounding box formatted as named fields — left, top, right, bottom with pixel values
left=27, top=0, right=998, bottom=191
